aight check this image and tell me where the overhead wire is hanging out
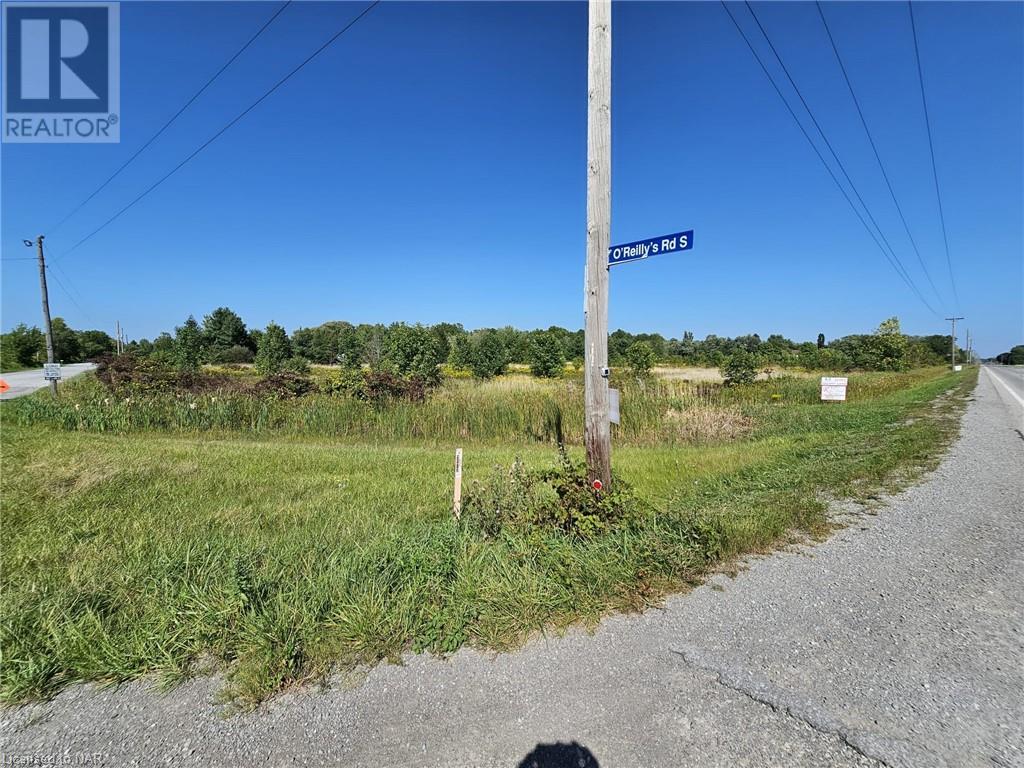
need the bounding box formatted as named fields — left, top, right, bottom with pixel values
left=719, top=1, right=940, bottom=316
left=54, top=0, right=380, bottom=263
left=47, top=1, right=293, bottom=236
left=815, top=0, right=947, bottom=310
left=742, top=1, right=935, bottom=314
left=908, top=0, right=961, bottom=312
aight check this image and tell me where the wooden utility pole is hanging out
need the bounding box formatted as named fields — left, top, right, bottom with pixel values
left=584, top=0, right=612, bottom=489
left=35, top=235, right=57, bottom=396
left=946, top=316, right=964, bottom=369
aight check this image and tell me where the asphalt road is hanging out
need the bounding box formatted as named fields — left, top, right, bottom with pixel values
left=984, top=364, right=1024, bottom=414
left=0, top=363, right=96, bottom=400
left=2, top=370, right=1022, bottom=768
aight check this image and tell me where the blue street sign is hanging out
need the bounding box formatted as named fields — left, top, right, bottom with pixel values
left=608, top=229, right=693, bottom=266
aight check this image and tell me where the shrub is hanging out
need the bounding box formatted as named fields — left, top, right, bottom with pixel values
left=721, top=350, right=757, bottom=386
left=625, top=341, right=655, bottom=378
left=95, top=354, right=180, bottom=395
left=174, top=316, right=204, bottom=372
left=255, top=323, right=291, bottom=375
left=529, top=331, right=565, bottom=378
left=359, top=370, right=428, bottom=404
left=282, top=356, right=311, bottom=375
left=468, top=330, right=509, bottom=379
left=251, top=372, right=314, bottom=399
left=382, top=323, right=442, bottom=383
left=462, top=450, right=636, bottom=538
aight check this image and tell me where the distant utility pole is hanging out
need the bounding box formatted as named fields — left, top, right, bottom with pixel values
left=116, top=321, right=122, bottom=355
left=584, top=0, right=612, bottom=489
left=946, top=316, right=964, bottom=369
left=32, top=235, right=57, bottom=396
left=965, top=329, right=971, bottom=365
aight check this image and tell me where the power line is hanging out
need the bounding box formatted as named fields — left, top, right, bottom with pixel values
left=48, top=1, right=293, bottom=237
left=720, top=1, right=940, bottom=316
left=44, top=265, right=93, bottom=322
left=908, top=0, right=961, bottom=312
left=815, top=0, right=947, bottom=310
left=742, top=1, right=936, bottom=315
left=54, top=0, right=381, bottom=263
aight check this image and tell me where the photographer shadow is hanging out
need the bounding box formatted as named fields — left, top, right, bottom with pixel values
left=517, top=741, right=600, bottom=768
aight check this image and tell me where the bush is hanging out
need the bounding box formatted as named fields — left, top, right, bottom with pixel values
left=282, top=356, right=311, bottom=375
left=174, top=316, right=204, bottom=372
left=255, top=323, right=291, bottom=375
left=94, top=354, right=180, bottom=395
left=721, top=350, right=757, bottom=386
left=625, top=341, right=655, bottom=378
left=359, top=370, right=428, bottom=404
left=468, top=330, right=508, bottom=379
left=381, top=323, right=442, bottom=384
left=251, top=372, right=314, bottom=399
left=529, top=331, right=565, bottom=378
left=462, top=450, right=636, bottom=538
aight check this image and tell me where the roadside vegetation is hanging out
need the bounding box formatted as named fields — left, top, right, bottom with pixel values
left=0, top=324, right=978, bottom=707
left=3, top=306, right=967, bottom=374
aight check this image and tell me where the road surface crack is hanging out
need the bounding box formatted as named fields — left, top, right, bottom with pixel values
left=670, top=645, right=948, bottom=768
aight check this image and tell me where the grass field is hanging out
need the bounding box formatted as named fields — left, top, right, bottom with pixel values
left=0, top=366, right=976, bottom=707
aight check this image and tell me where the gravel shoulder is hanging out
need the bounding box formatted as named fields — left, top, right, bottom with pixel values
left=2, top=370, right=1020, bottom=768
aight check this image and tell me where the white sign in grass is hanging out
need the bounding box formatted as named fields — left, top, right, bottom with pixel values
left=609, top=388, right=620, bottom=425
left=820, top=376, right=848, bottom=402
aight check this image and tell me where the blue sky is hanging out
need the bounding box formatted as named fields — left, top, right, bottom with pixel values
left=2, top=1, right=1021, bottom=355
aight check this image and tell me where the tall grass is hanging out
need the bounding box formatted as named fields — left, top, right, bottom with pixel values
left=1, top=369, right=946, bottom=446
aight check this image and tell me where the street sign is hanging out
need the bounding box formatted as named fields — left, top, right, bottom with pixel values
left=820, top=376, right=848, bottom=402
left=43, top=363, right=61, bottom=381
left=609, top=388, right=620, bottom=425
left=608, top=229, right=693, bottom=267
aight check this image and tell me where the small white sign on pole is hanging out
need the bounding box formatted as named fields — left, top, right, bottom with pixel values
left=953, top=365, right=963, bottom=372
left=43, top=363, right=62, bottom=381
left=820, top=376, right=848, bottom=402
left=609, top=388, right=620, bottom=425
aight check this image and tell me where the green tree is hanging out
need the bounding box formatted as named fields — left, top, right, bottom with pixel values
left=381, top=323, right=442, bottom=382
left=202, top=307, right=250, bottom=358
left=50, top=317, right=81, bottom=362
left=817, top=333, right=826, bottom=349
left=721, top=350, right=757, bottom=385
left=0, top=324, right=45, bottom=369
left=174, top=316, right=204, bottom=372
left=254, top=322, right=291, bottom=375
left=1007, top=345, right=1024, bottom=365
left=625, top=340, right=655, bottom=378
left=76, top=329, right=115, bottom=360
left=529, top=331, right=565, bottom=378
left=151, top=332, right=176, bottom=363
left=468, top=330, right=508, bottom=379
left=447, top=334, right=473, bottom=370
left=868, top=317, right=909, bottom=371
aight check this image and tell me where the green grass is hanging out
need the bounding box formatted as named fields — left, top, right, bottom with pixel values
left=0, top=367, right=976, bottom=707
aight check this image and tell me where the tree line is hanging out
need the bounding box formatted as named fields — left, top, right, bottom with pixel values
left=1, top=307, right=965, bottom=376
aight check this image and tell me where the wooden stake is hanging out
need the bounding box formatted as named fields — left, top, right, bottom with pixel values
left=584, top=0, right=612, bottom=490
left=452, top=448, right=463, bottom=519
